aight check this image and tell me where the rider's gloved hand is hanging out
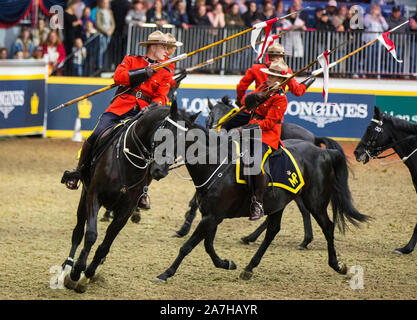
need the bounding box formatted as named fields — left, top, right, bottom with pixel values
left=244, top=92, right=267, bottom=111
left=128, top=66, right=156, bottom=88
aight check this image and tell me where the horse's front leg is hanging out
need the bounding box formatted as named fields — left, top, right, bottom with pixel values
left=393, top=222, right=417, bottom=254
left=65, top=192, right=100, bottom=291
left=60, top=189, right=87, bottom=288
left=155, top=215, right=212, bottom=283
left=204, top=218, right=237, bottom=270
left=240, top=210, right=283, bottom=280
left=174, top=193, right=199, bottom=237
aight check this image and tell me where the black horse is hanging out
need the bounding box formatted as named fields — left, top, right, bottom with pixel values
left=175, top=97, right=345, bottom=250
left=150, top=103, right=370, bottom=282
left=59, top=105, right=199, bottom=293
left=354, top=106, right=417, bottom=254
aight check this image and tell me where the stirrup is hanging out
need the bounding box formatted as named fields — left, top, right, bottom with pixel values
left=249, top=196, right=264, bottom=221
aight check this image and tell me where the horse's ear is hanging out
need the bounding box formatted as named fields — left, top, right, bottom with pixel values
left=190, top=111, right=201, bottom=124
left=207, top=97, right=213, bottom=110
left=170, top=99, right=178, bottom=118
left=374, top=106, right=382, bottom=118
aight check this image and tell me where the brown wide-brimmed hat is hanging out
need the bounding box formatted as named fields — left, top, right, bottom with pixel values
left=138, top=31, right=170, bottom=46
left=165, top=33, right=183, bottom=47
left=260, top=60, right=292, bottom=78
left=266, top=42, right=291, bottom=57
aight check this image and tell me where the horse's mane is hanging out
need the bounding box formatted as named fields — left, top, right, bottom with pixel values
left=385, top=113, right=417, bottom=135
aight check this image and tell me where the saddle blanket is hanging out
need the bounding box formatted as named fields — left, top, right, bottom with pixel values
left=234, top=140, right=305, bottom=194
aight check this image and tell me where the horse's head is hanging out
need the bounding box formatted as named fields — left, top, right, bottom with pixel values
left=354, top=106, right=392, bottom=164
left=150, top=100, right=200, bottom=180
left=205, top=96, right=236, bottom=129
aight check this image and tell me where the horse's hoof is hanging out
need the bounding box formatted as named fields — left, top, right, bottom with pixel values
left=64, top=273, right=78, bottom=290
left=74, top=274, right=89, bottom=293
left=227, top=260, right=237, bottom=270
left=131, top=213, right=141, bottom=224
left=297, top=245, right=308, bottom=250
left=239, top=270, right=253, bottom=280
left=393, top=247, right=412, bottom=254
left=151, top=276, right=167, bottom=284
left=240, top=237, right=250, bottom=245
left=337, top=263, right=348, bottom=274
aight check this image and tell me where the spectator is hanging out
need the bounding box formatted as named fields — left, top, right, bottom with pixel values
left=42, top=30, right=66, bottom=75
left=194, top=4, right=213, bottom=26
left=125, top=0, right=147, bottom=27
left=110, top=0, right=131, bottom=37
left=0, top=48, right=8, bottom=60
left=64, top=0, right=83, bottom=56
left=260, top=2, right=276, bottom=22
left=165, top=0, right=178, bottom=15
left=315, top=10, right=335, bottom=32
left=325, top=0, right=338, bottom=19
left=332, top=5, right=348, bottom=31
left=363, top=4, right=388, bottom=43
left=32, top=46, right=44, bottom=59
left=281, top=5, right=305, bottom=57
left=14, top=51, right=24, bottom=59
left=309, top=7, right=323, bottom=29
left=81, top=7, right=94, bottom=31
left=275, top=0, right=284, bottom=17
left=386, top=6, right=408, bottom=32
left=84, top=20, right=98, bottom=39
left=291, top=0, right=309, bottom=27
left=242, top=1, right=262, bottom=27
left=225, top=3, right=244, bottom=27
left=207, top=3, right=226, bottom=27
left=96, top=0, right=115, bottom=69
left=73, top=0, right=85, bottom=19
left=146, top=0, right=170, bottom=26
left=169, top=0, right=190, bottom=29
left=12, top=27, right=34, bottom=59
left=72, top=38, right=87, bottom=76
left=32, top=18, right=50, bottom=47
left=410, top=5, right=417, bottom=32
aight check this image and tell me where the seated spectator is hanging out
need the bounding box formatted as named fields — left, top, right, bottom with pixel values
left=0, top=47, right=8, bottom=60
left=32, top=18, right=50, bottom=47
left=12, top=26, right=34, bottom=59
left=386, top=6, right=408, bottom=32
left=32, top=46, right=44, bottom=59
left=207, top=3, right=226, bottom=27
left=72, top=38, right=87, bottom=76
left=363, top=4, right=388, bottom=43
left=42, top=30, right=66, bottom=75
left=14, top=51, right=24, bottom=60
left=96, top=0, right=115, bottom=68
left=315, top=10, right=335, bottom=31
left=146, top=0, right=170, bottom=26
left=225, top=3, right=244, bottom=27
left=125, top=0, right=147, bottom=27
left=242, top=1, right=262, bottom=27
left=193, top=4, right=211, bottom=26
left=169, top=0, right=190, bottom=29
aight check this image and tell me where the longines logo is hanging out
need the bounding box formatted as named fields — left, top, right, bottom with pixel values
left=0, top=90, right=25, bottom=119
left=286, top=101, right=369, bottom=128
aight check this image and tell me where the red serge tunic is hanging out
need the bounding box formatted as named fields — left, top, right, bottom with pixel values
left=245, top=84, right=288, bottom=150
left=237, top=63, right=307, bottom=104
left=105, top=55, right=172, bottom=116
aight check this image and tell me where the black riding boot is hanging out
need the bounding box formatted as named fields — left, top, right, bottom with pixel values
left=249, top=173, right=267, bottom=221
left=61, top=141, right=92, bottom=190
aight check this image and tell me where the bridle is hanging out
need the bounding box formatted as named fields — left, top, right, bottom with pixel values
left=363, top=117, right=417, bottom=163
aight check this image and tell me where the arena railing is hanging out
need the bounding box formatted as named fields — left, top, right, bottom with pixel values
left=125, top=24, right=417, bottom=79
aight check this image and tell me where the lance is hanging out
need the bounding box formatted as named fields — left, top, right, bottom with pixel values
left=50, top=12, right=301, bottom=113
left=214, top=38, right=349, bottom=129
left=310, top=20, right=409, bottom=77
left=179, top=33, right=286, bottom=75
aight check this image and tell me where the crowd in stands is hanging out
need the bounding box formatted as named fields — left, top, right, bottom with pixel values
left=0, top=0, right=416, bottom=77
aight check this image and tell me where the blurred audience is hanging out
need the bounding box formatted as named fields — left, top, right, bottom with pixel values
left=0, top=47, right=8, bottom=60
left=125, top=0, right=147, bottom=27
left=207, top=3, right=226, bottom=27
left=12, top=26, right=34, bottom=59
left=146, top=0, right=170, bottom=26
left=242, top=1, right=262, bottom=27
left=226, top=3, right=244, bottom=27
left=42, top=30, right=66, bottom=75
left=169, top=0, right=190, bottom=29
left=386, top=6, right=408, bottom=32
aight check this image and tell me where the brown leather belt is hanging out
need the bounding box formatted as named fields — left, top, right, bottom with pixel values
left=125, top=89, right=152, bottom=104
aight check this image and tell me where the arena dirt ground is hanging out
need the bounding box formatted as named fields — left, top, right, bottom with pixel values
left=0, top=137, right=416, bottom=300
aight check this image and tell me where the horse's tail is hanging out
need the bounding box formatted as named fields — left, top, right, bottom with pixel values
left=319, top=137, right=371, bottom=233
